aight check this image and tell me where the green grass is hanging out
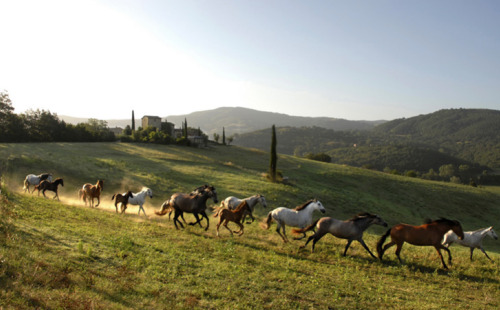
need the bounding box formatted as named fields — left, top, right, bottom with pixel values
left=1, top=142, right=499, bottom=309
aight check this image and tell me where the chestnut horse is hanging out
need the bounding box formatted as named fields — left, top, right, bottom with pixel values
left=111, top=191, right=134, bottom=214
left=377, top=218, right=464, bottom=269
left=216, top=201, right=252, bottom=237
left=80, top=180, right=104, bottom=208
left=35, top=178, right=64, bottom=200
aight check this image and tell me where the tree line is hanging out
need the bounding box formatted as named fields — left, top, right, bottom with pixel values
left=0, top=92, right=114, bottom=143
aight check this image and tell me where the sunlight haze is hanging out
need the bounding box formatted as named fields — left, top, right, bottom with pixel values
left=1, top=0, right=499, bottom=121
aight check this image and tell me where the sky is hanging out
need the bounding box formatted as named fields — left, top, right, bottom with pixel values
left=1, top=0, right=499, bottom=121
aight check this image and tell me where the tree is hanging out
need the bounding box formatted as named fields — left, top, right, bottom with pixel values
left=222, top=127, right=226, bottom=145
left=132, top=110, right=135, bottom=131
left=0, top=91, right=21, bottom=142
left=269, top=125, right=277, bottom=182
left=213, top=133, right=220, bottom=143
left=183, top=118, right=188, bottom=138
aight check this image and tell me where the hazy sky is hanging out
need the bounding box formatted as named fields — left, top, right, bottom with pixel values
left=1, top=0, right=499, bottom=121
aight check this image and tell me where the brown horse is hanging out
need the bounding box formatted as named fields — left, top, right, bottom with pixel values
left=216, top=201, right=252, bottom=237
left=80, top=180, right=104, bottom=208
left=377, top=218, right=464, bottom=269
left=35, top=178, right=64, bottom=200
left=111, top=191, right=134, bottom=214
left=155, top=185, right=218, bottom=231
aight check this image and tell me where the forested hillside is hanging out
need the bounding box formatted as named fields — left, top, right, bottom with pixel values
left=233, top=109, right=500, bottom=182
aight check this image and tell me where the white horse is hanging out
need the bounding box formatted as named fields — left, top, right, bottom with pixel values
left=23, top=173, right=52, bottom=193
left=262, top=199, right=326, bottom=242
left=442, top=226, right=498, bottom=261
left=120, top=188, right=153, bottom=216
left=215, top=194, right=268, bottom=223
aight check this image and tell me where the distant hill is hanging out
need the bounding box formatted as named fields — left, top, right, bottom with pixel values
left=60, top=107, right=385, bottom=135
left=164, top=107, right=385, bottom=135
left=233, top=108, right=500, bottom=172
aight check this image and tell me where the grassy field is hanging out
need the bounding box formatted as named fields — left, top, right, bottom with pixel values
left=1, top=142, right=499, bottom=309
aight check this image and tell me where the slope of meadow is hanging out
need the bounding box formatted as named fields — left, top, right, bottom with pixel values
left=0, top=142, right=499, bottom=309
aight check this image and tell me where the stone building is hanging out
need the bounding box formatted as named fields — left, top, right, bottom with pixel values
left=141, top=115, right=162, bottom=130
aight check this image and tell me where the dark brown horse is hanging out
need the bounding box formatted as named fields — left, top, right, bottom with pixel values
left=35, top=178, right=64, bottom=200
left=155, top=185, right=218, bottom=231
left=216, top=201, right=252, bottom=237
left=377, top=218, right=464, bottom=269
left=111, top=191, right=134, bottom=214
left=80, top=180, right=104, bottom=208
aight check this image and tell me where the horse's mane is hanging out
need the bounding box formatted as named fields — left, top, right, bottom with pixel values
left=234, top=200, right=249, bottom=211
left=348, top=212, right=375, bottom=222
left=293, top=199, right=316, bottom=211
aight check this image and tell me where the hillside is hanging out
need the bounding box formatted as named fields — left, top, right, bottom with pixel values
left=1, top=143, right=499, bottom=309
left=233, top=109, right=500, bottom=174
left=60, top=107, right=384, bottom=135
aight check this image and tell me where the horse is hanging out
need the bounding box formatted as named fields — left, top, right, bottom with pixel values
left=262, top=199, right=326, bottom=243
left=216, top=201, right=252, bottom=237
left=165, top=185, right=209, bottom=222
left=377, top=218, right=464, bottom=269
left=155, top=185, right=218, bottom=231
left=111, top=191, right=134, bottom=214
left=23, top=173, right=52, bottom=193
left=214, top=194, right=268, bottom=223
left=80, top=180, right=104, bottom=207
left=442, top=226, right=498, bottom=261
left=294, top=213, right=388, bottom=257
left=119, top=188, right=153, bottom=216
left=35, top=178, right=64, bottom=200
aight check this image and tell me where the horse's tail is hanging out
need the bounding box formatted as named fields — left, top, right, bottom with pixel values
left=212, top=205, right=224, bottom=217
left=23, top=177, right=28, bottom=191
left=291, top=219, right=319, bottom=235
left=155, top=201, right=171, bottom=216
left=260, top=212, right=273, bottom=230
left=111, top=194, right=116, bottom=200
left=376, top=228, right=392, bottom=259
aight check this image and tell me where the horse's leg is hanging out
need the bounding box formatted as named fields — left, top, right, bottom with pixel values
left=358, top=238, right=377, bottom=258
left=311, top=231, right=328, bottom=252
left=380, top=241, right=396, bottom=260
left=173, top=209, right=184, bottom=229
left=42, top=189, right=47, bottom=199
left=121, top=203, right=127, bottom=214
left=96, top=196, right=100, bottom=207
left=470, top=247, right=475, bottom=261
left=139, top=204, right=147, bottom=216
left=479, top=246, right=493, bottom=261
left=201, top=210, right=209, bottom=231
left=114, top=202, right=118, bottom=213
left=188, top=213, right=203, bottom=227
left=434, top=246, right=448, bottom=269
left=237, top=222, right=244, bottom=236
left=275, top=222, right=287, bottom=243
left=223, top=220, right=233, bottom=236
left=394, top=242, right=404, bottom=263
left=216, top=217, right=223, bottom=237
left=343, top=240, right=354, bottom=256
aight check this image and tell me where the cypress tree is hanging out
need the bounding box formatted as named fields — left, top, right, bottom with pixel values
left=183, top=118, right=188, bottom=138
left=222, top=127, right=226, bottom=145
left=131, top=110, right=135, bottom=131
left=270, top=125, right=277, bottom=181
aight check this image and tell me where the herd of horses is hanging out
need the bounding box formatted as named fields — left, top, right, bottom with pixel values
left=22, top=173, right=498, bottom=269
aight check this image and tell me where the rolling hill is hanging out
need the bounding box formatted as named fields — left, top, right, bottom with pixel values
left=59, top=107, right=385, bottom=135
left=1, top=142, right=499, bottom=309
left=233, top=109, right=500, bottom=174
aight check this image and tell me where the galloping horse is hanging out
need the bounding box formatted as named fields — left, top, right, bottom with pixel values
left=214, top=194, right=268, bottom=223
left=155, top=185, right=218, bottom=231
left=442, top=226, right=498, bottom=261
left=119, top=188, right=153, bottom=216
left=23, top=173, right=52, bottom=193
left=35, top=178, right=64, bottom=200
left=377, top=218, right=464, bottom=269
left=80, top=180, right=104, bottom=208
left=216, top=201, right=252, bottom=237
left=111, top=191, right=134, bottom=214
left=294, top=213, right=387, bottom=257
left=262, top=199, right=326, bottom=243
